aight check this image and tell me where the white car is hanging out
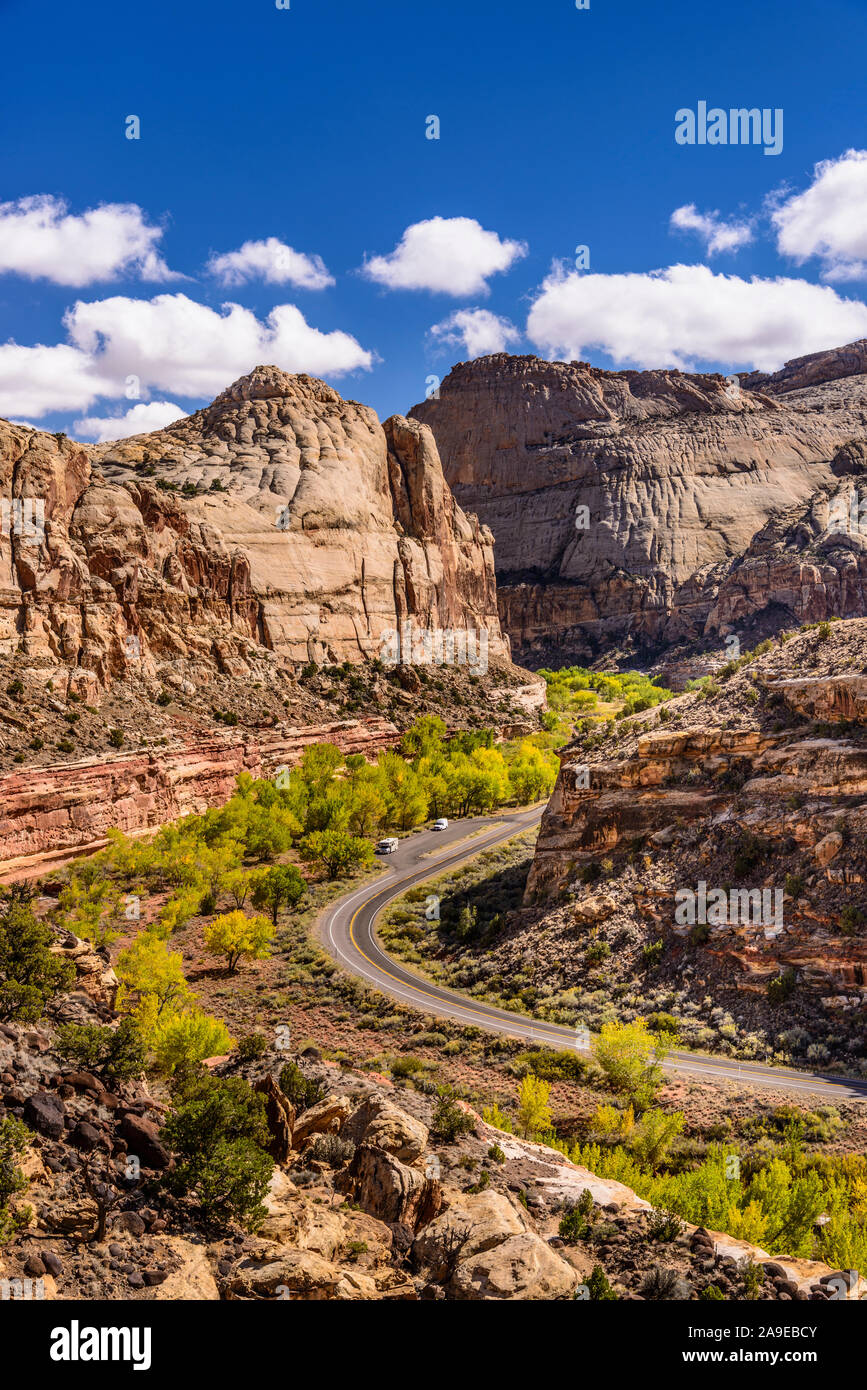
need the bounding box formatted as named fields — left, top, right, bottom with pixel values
left=432, top=818, right=449, bottom=831
left=375, top=837, right=399, bottom=854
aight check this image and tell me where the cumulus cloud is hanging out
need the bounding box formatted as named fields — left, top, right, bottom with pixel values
left=670, top=203, right=754, bottom=256
left=0, top=344, right=115, bottom=418
left=772, top=149, right=867, bottom=281
left=0, top=195, right=178, bottom=286
left=64, top=292, right=373, bottom=396
left=526, top=263, right=867, bottom=373
left=0, top=293, right=373, bottom=420
left=362, top=217, right=527, bottom=296
left=430, top=307, right=521, bottom=358
left=72, top=400, right=187, bottom=443
left=206, top=236, right=334, bottom=290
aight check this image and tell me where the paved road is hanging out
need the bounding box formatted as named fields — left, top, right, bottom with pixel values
left=319, top=808, right=867, bottom=1102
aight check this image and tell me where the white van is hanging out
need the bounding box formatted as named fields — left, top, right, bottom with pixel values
left=376, top=837, right=399, bottom=854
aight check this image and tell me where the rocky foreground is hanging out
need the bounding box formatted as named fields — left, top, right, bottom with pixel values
left=412, top=343, right=867, bottom=667
left=1, top=936, right=861, bottom=1302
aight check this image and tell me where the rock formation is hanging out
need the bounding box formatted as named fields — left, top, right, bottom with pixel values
left=0, top=716, right=400, bottom=879
left=0, top=366, right=508, bottom=690
left=410, top=346, right=867, bottom=665
left=520, top=618, right=867, bottom=1058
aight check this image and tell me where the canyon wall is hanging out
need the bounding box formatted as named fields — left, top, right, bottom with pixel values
left=411, top=346, right=867, bottom=665
left=525, top=621, right=867, bottom=1005
left=0, top=715, right=399, bottom=880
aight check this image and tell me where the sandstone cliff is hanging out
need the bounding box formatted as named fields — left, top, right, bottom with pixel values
left=1, top=366, right=509, bottom=690
left=411, top=347, right=867, bottom=666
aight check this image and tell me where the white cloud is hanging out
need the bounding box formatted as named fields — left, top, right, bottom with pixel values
left=526, top=263, right=867, bottom=373
left=362, top=216, right=527, bottom=296
left=206, top=236, right=334, bottom=289
left=0, top=292, right=373, bottom=421
left=72, top=400, right=187, bottom=443
left=0, top=195, right=178, bottom=286
left=430, top=307, right=521, bottom=358
left=670, top=203, right=754, bottom=256
left=0, top=343, right=115, bottom=418
left=772, top=149, right=867, bottom=281
left=64, top=292, right=373, bottom=396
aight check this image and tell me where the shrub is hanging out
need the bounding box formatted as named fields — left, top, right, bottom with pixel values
left=767, top=968, right=796, bottom=1006
left=161, top=1075, right=273, bottom=1229
left=639, top=1266, right=684, bottom=1300
left=278, top=1060, right=325, bottom=1113
left=586, top=1264, right=617, bottom=1300
left=236, top=1032, right=269, bottom=1062
left=559, top=1188, right=594, bottom=1242
left=108, top=728, right=125, bottom=749
left=0, top=1117, right=30, bottom=1243
left=306, top=1134, right=355, bottom=1167
left=56, top=1018, right=147, bottom=1083
left=431, top=1088, right=475, bottom=1142
left=647, top=1206, right=686, bottom=1242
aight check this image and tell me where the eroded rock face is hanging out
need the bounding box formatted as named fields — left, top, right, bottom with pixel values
left=0, top=366, right=508, bottom=686
left=524, top=619, right=867, bottom=1024
left=411, top=348, right=867, bottom=664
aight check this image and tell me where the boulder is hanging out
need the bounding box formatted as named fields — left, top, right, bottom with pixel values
left=23, top=1092, right=65, bottom=1140
left=449, top=1231, right=581, bottom=1301
left=342, top=1096, right=428, bottom=1163
left=344, top=1144, right=441, bottom=1230
left=412, top=1190, right=526, bottom=1280
left=292, top=1095, right=351, bottom=1147
left=119, top=1113, right=170, bottom=1170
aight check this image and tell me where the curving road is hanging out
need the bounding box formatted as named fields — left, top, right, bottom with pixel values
left=318, top=807, right=867, bottom=1102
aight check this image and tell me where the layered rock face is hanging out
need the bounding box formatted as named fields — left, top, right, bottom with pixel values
left=411, top=348, right=867, bottom=665
left=524, top=620, right=867, bottom=1047
left=0, top=716, right=399, bottom=879
left=0, top=366, right=507, bottom=689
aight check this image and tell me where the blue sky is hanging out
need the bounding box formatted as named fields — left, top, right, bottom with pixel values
left=2, top=0, right=867, bottom=439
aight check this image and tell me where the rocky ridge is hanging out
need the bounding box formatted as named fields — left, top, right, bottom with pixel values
left=515, top=618, right=867, bottom=1064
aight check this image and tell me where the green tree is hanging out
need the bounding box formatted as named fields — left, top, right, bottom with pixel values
left=399, top=715, right=446, bottom=762
left=0, top=890, right=75, bottom=1023
left=150, top=1008, right=234, bottom=1074
left=115, top=932, right=194, bottom=1018
left=251, top=865, right=306, bottom=925
left=298, top=829, right=374, bottom=880
left=516, top=1073, right=552, bottom=1139
left=592, top=1020, right=669, bottom=1109
left=346, top=782, right=387, bottom=838
left=299, top=742, right=343, bottom=797
left=629, top=1107, right=685, bottom=1171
